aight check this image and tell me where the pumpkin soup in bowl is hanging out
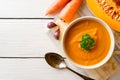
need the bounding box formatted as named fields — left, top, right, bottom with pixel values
left=62, top=16, right=114, bottom=69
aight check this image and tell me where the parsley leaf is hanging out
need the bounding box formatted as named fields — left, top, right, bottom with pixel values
left=80, top=34, right=95, bottom=51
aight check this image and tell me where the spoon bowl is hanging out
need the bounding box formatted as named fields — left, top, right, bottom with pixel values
left=45, top=52, right=95, bottom=80
left=45, top=52, right=66, bottom=69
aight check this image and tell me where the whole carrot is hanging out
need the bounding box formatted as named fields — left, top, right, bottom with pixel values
left=59, top=0, right=83, bottom=22
left=45, top=0, right=70, bottom=15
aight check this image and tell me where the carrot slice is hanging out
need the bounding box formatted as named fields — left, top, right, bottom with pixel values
left=45, top=0, right=70, bottom=15
left=59, top=0, right=82, bottom=22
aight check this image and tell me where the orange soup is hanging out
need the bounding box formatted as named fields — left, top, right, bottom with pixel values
left=64, top=20, right=111, bottom=66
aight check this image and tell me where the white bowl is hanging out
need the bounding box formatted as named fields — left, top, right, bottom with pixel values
left=62, top=16, right=115, bottom=69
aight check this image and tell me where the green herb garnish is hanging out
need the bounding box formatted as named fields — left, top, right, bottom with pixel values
left=80, top=34, right=95, bottom=51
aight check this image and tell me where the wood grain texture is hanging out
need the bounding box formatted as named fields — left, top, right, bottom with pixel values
left=0, top=20, right=64, bottom=57
left=0, top=0, right=53, bottom=18
left=0, top=59, right=85, bottom=80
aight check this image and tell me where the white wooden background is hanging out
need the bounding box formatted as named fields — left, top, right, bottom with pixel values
left=0, top=0, right=119, bottom=80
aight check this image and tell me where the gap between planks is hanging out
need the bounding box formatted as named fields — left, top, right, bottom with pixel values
left=0, top=57, right=66, bottom=59
left=0, top=17, right=54, bottom=20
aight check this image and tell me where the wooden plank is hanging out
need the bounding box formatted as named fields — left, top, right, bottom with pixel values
left=0, top=59, right=86, bottom=80
left=109, top=71, right=120, bottom=80
left=0, top=20, right=64, bottom=57
left=0, top=0, right=53, bottom=18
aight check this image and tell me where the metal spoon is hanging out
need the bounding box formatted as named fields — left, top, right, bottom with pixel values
left=45, top=52, right=95, bottom=80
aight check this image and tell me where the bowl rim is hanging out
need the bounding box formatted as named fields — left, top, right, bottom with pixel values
left=61, top=16, right=115, bottom=69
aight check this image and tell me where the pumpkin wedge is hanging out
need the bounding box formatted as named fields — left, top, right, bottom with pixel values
left=86, top=0, right=120, bottom=32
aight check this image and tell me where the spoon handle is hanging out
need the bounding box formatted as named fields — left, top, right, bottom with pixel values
left=66, top=67, right=95, bottom=80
